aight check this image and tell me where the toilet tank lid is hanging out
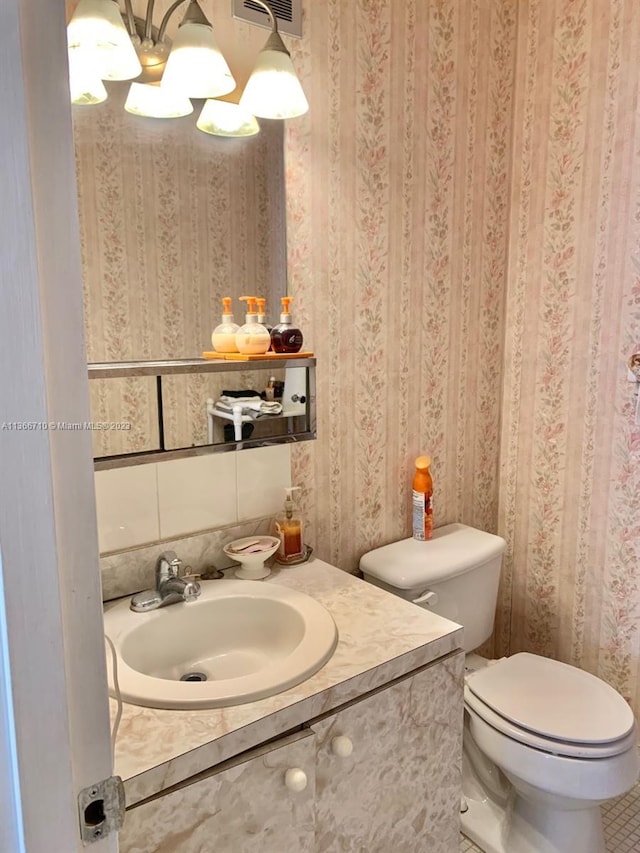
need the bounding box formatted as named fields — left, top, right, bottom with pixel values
left=359, top=523, right=506, bottom=590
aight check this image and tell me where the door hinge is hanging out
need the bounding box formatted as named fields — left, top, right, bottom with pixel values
left=78, top=775, right=125, bottom=844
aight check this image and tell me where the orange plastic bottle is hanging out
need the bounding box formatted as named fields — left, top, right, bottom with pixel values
left=412, top=456, right=433, bottom=541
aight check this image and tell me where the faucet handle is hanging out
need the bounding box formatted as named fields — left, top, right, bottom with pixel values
left=182, top=580, right=201, bottom=602
left=156, top=550, right=182, bottom=583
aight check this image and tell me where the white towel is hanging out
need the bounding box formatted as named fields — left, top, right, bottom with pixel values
left=215, top=397, right=282, bottom=418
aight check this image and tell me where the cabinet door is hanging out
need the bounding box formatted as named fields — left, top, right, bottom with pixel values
left=313, top=653, right=464, bottom=853
left=119, top=729, right=315, bottom=853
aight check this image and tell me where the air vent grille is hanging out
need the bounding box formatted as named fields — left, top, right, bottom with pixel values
left=232, top=0, right=301, bottom=38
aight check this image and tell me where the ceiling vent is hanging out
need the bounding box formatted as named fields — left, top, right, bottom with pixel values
left=232, top=0, right=302, bottom=38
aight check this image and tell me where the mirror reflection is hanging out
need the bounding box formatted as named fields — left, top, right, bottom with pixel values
left=72, top=76, right=288, bottom=457
left=90, top=361, right=315, bottom=465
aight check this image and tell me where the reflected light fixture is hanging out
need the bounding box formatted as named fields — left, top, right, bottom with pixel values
left=124, top=82, right=193, bottom=118
left=66, top=0, right=308, bottom=131
left=196, top=99, right=259, bottom=137
left=68, top=45, right=108, bottom=105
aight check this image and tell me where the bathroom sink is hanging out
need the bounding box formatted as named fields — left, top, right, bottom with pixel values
left=103, top=580, right=338, bottom=709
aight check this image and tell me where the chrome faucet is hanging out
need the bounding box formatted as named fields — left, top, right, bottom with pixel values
left=130, top=551, right=201, bottom=612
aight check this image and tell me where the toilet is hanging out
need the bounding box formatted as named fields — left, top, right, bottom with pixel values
left=360, top=523, right=639, bottom=853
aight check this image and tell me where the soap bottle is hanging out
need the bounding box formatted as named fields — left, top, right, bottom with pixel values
left=211, top=297, right=240, bottom=353
left=412, top=456, right=433, bottom=541
left=275, top=486, right=304, bottom=563
left=235, top=296, right=271, bottom=355
left=256, top=297, right=272, bottom=334
left=270, top=297, right=304, bottom=354
left=264, top=375, right=276, bottom=402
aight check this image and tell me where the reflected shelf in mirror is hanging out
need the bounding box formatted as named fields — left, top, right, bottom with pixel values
left=88, top=357, right=316, bottom=470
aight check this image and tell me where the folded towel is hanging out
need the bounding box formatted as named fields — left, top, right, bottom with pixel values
left=215, top=397, right=283, bottom=418
left=221, top=389, right=261, bottom=399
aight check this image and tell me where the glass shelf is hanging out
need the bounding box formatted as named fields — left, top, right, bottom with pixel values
left=88, top=357, right=316, bottom=470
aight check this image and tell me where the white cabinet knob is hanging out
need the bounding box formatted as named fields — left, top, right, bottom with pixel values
left=284, top=768, right=308, bottom=792
left=330, top=735, right=353, bottom=757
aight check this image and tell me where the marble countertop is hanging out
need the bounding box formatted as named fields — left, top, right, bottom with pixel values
left=112, top=558, right=464, bottom=806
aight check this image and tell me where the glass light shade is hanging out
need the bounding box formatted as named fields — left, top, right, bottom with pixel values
left=124, top=83, right=193, bottom=118
left=67, top=0, right=142, bottom=82
left=68, top=47, right=108, bottom=105
left=196, top=100, right=259, bottom=137
left=240, top=50, right=308, bottom=119
left=161, top=23, right=235, bottom=100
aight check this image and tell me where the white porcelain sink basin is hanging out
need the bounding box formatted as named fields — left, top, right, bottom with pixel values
left=103, top=580, right=338, bottom=709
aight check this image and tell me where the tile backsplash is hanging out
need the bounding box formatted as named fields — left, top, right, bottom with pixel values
left=94, top=464, right=160, bottom=554
left=95, top=445, right=292, bottom=596
left=100, top=517, right=276, bottom=602
left=156, top=454, right=238, bottom=540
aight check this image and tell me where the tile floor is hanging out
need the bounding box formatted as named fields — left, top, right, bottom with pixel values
left=459, top=776, right=640, bottom=852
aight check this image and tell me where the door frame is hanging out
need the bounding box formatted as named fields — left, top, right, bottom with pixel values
left=0, top=1, right=116, bottom=850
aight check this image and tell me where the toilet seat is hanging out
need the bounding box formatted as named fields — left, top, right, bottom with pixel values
left=465, top=653, right=635, bottom=758
left=465, top=687, right=637, bottom=758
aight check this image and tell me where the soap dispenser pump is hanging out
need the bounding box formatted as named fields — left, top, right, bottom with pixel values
left=236, top=296, right=271, bottom=355
left=211, top=297, right=240, bottom=353
left=270, top=297, right=303, bottom=354
left=275, top=486, right=305, bottom=563
left=256, top=297, right=272, bottom=333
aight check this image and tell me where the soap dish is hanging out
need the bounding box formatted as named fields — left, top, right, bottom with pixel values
left=223, top=536, right=280, bottom=580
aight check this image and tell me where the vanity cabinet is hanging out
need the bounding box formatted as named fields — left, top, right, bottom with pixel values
left=313, top=653, right=463, bottom=853
left=118, top=730, right=316, bottom=853
left=119, top=652, right=463, bottom=853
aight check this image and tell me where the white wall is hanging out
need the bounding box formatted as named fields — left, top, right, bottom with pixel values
left=0, top=0, right=115, bottom=849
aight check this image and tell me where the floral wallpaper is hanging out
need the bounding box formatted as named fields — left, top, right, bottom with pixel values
left=285, top=0, right=516, bottom=570
left=497, top=0, right=640, bottom=715
left=285, top=0, right=640, bottom=719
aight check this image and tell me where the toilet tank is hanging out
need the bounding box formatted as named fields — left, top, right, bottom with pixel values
left=359, top=523, right=506, bottom=652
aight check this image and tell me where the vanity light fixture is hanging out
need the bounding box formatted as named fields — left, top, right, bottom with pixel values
left=159, top=0, right=235, bottom=99
left=239, top=0, right=308, bottom=119
left=196, top=99, right=260, bottom=137
left=66, top=0, right=308, bottom=131
left=124, top=82, right=193, bottom=118
left=68, top=45, right=108, bottom=106
left=67, top=0, right=142, bottom=82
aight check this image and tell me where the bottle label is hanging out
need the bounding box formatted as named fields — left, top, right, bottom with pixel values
left=412, top=490, right=433, bottom=541
left=284, top=330, right=303, bottom=348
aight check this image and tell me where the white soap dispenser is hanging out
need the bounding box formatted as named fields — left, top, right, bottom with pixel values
left=235, top=296, right=271, bottom=355
left=211, top=296, right=240, bottom=353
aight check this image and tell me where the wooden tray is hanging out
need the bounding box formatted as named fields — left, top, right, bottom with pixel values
left=202, top=351, right=314, bottom=361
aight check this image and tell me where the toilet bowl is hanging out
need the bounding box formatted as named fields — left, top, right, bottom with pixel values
left=461, top=653, right=638, bottom=853
left=359, top=524, right=640, bottom=853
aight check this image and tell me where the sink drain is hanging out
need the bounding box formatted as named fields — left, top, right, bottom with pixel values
left=180, top=672, right=208, bottom=682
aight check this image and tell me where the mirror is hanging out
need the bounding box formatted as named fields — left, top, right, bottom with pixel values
left=71, top=42, right=288, bottom=458
left=88, top=359, right=316, bottom=468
